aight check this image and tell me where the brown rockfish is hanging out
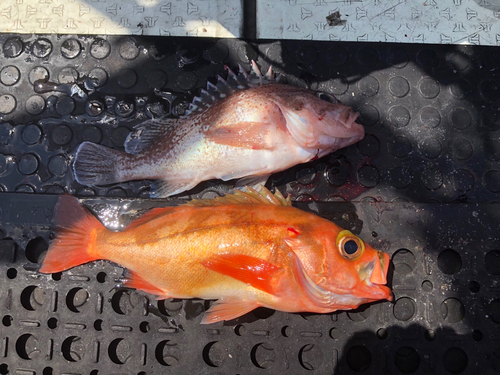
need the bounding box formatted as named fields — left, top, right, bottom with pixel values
left=73, top=61, right=364, bottom=197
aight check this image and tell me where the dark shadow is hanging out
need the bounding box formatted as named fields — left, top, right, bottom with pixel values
left=335, top=324, right=496, bottom=374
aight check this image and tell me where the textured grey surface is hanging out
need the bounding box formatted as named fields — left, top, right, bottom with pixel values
left=257, top=0, right=500, bottom=45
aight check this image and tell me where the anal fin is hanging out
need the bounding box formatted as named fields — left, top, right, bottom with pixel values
left=201, top=298, right=260, bottom=324
left=235, top=174, right=270, bottom=190
left=150, top=179, right=198, bottom=198
left=124, top=270, right=169, bottom=298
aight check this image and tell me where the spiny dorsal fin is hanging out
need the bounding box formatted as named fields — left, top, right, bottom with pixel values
left=124, top=118, right=179, bottom=154
left=184, top=186, right=291, bottom=207
left=184, top=60, right=281, bottom=117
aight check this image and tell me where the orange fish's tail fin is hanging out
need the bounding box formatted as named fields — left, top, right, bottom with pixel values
left=39, top=194, right=104, bottom=274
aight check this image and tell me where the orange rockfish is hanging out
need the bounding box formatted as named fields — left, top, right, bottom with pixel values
left=40, top=188, right=392, bottom=324
left=73, top=61, right=364, bottom=197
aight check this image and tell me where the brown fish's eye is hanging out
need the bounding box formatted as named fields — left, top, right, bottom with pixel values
left=316, top=92, right=339, bottom=104
left=338, top=234, right=364, bottom=260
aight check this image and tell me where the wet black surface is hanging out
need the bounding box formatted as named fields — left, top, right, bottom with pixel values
left=0, top=34, right=499, bottom=374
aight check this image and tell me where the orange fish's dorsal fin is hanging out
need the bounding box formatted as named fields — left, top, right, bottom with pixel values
left=201, top=298, right=261, bottom=324
left=184, top=186, right=291, bottom=207
left=125, top=207, right=174, bottom=230
left=124, top=270, right=169, bottom=298
left=201, top=254, right=282, bottom=295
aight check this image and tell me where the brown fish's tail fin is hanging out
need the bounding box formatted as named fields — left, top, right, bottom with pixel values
left=73, top=142, right=128, bottom=186
left=39, top=194, right=104, bottom=274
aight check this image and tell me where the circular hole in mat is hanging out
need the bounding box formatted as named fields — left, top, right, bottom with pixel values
left=425, top=329, right=436, bottom=341
left=377, top=328, right=388, bottom=340
left=111, top=290, right=139, bottom=315
left=140, top=321, right=150, bottom=333
left=392, top=249, right=416, bottom=274
left=469, top=281, right=480, bottom=293
left=489, top=299, right=500, bottom=324
left=47, top=317, right=57, bottom=329
left=485, top=250, right=500, bottom=275
left=235, top=324, right=246, bottom=336
left=329, top=328, right=342, bottom=340
left=440, top=298, right=465, bottom=323
left=155, top=340, right=179, bottom=366
left=346, top=345, right=371, bottom=372
left=472, top=330, right=483, bottom=342
left=2, top=315, right=12, bottom=327
left=437, top=249, right=462, bottom=274
left=6, top=268, right=17, bottom=279
left=251, top=342, right=276, bottom=369
left=108, top=338, right=131, bottom=365
left=443, top=347, right=468, bottom=374
left=421, top=280, right=433, bottom=291
left=347, top=305, right=371, bottom=321
left=96, top=272, right=107, bottom=283
left=298, top=343, right=323, bottom=370
left=394, top=346, right=420, bottom=373
left=66, top=287, right=89, bottom=312
left=94, top=319, right=103, bottom=331
left=16, top=333, right=39, bottom=360
left=20, top=286, right=45, bottom=311
left=393, top=297, right=416, bottom=321
left=62, top=336, right=83, bottom=362
left=25, top=237, right=48, bottom=263
left=202, top=341, right=224, bottom=367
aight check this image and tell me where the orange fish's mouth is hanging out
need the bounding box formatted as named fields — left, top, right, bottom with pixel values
left=355, top=251, right=393, bottom=302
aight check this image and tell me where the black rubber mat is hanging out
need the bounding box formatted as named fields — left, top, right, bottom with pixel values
left=0, top=34, right=499, bottom=374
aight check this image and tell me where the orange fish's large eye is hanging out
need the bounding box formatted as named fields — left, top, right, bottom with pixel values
left=336, top=230, right=365, bottom=260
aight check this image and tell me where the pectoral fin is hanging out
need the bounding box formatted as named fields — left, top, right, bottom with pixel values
left=201, top=298, right=261, bottom=324
left=205, top=122, right=275, bottom=149
left=201, top=254, right=282, bottom=295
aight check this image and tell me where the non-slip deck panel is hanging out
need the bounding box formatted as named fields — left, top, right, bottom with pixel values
left=0, top=35, right=498, bottom=203
left=1, top=195, right=499, bottom=374
left=0, top=34, right=499, bottom=374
